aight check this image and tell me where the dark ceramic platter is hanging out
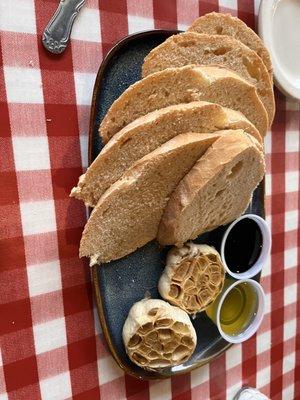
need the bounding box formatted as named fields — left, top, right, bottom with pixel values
left=90, top=30, right=264, bottom=380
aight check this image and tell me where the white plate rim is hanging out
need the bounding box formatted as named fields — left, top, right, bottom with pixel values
left=258, top=0, right=300, bottom=101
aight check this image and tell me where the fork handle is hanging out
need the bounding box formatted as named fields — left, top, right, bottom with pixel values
left=42, top=0, right=85, bottom=54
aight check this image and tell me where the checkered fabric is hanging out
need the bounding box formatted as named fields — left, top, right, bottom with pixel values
left=0, top=0, right=299, bottom=399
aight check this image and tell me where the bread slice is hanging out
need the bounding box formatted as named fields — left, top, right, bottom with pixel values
left=99, top=65, right=268, bottom=143
left=188, top=12, right=272, bottom=79
left=157, top=131, right=265, bottom=246
left=72, top=101, right=261, bottom=207
left=142, top=32, right=275, bottom=126
left=79, top=132, right=223, bottom=263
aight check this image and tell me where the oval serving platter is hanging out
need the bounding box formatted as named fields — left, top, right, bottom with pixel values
left=90, top=30, right=265, bottom=380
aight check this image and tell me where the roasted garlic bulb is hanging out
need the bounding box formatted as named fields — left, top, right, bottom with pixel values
left=122, top=299, right=196, bottom=370
left=159, top=243, right=225, bottom=314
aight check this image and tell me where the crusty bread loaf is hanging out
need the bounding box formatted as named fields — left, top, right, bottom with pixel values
left=80, top=133, right=222, bottom=263
left=142, top=32, right=274, bottom=126
left=72, top=101, right=261, bottom=207
left=188, top=12, right=272, bottom=79
left=157, top=131, right=265, bottom=246
left=99, top=65, right=268, bottom=143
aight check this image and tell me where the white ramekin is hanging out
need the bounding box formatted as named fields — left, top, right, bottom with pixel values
left=220, top=214, right=271, bottom=279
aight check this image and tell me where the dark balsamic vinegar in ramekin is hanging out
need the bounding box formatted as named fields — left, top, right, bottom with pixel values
left=225, top=219, right=263, bottom=274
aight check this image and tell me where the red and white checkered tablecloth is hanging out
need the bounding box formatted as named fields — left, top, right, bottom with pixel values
left=0, top=0, right=299, bottom=399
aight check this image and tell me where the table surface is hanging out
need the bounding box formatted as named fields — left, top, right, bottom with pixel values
left=0, top=1, right=299, bottom=399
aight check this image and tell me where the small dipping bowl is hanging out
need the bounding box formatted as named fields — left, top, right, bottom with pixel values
left=206, top=279, right=265, bottom=343
left=220, top=214, right=271, bottom=280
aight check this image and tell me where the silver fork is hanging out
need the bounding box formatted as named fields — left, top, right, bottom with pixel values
left=42, top=0, right=85, bottom=54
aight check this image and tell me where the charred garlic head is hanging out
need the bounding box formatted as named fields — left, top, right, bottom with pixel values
left=122, top=299, right=196, bottom=370
left=159, top=243, right=225, bottom=314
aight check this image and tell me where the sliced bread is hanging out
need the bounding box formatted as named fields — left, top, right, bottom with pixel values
left=99, top=65, right=268, bottom=143
left=157, top=131, right=265, bottom=246
left=142, top=32, right=275, bottom=125
left=79, top=132, right=222, bottom=263
left=188, top=12, right=272, bottom=78
left=72, top=101, right=261, bottom=207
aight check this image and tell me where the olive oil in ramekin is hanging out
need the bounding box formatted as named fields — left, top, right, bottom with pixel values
left=220, top=282, right=258, bottom=336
